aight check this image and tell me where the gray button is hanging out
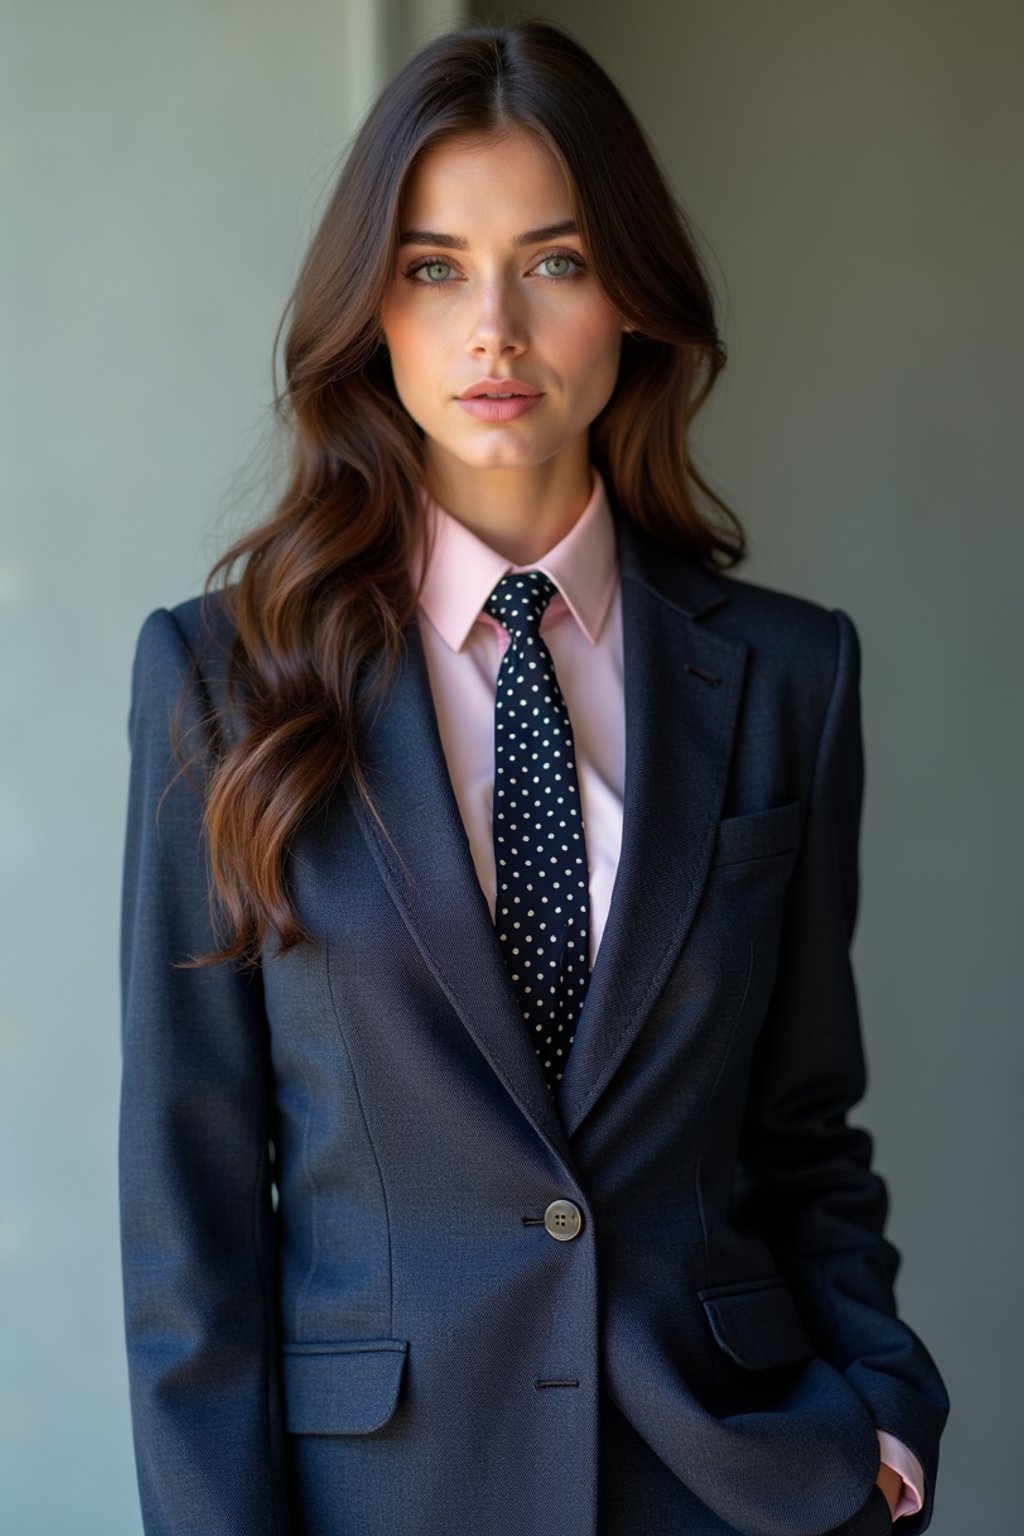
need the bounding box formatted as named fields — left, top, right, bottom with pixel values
left=544, top=1199, right=583, bottom=1241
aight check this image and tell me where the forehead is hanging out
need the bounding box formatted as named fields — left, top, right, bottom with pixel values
left=398, top=128, right=574, bottom=230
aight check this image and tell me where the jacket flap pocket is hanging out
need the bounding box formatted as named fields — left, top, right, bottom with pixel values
left=281, top=1339, right=409, bottom=1434
left=698, top=1278, right=816, bottom=1369
left=712, top=800, right=802, bottom=868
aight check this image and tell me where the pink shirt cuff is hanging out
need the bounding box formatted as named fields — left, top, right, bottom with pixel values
left=877, top=1429, right=926, bottom=1521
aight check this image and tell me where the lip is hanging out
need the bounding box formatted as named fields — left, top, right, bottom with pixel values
left=456, top=394, right=545, bottom=422
left=457, top=376, right=542, bottom=399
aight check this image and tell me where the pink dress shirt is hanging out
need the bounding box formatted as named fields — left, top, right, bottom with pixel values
left=410, top=463, right=924, bottom=1523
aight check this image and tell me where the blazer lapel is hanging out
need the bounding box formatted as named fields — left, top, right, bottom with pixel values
left=556, top=505, right=747, bottom=1138
left=343, top=614, right=575, bottom=1164
left=343, top=498, right=747, bottom=1157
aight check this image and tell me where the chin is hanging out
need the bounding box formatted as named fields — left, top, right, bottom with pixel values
left=453, top=438, right=548, bottom=470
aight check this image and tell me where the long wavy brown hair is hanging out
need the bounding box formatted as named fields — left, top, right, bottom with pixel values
left=183, top=17, right=746, bottom=968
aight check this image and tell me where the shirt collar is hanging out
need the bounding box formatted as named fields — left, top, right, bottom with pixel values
left=413, top=464, right=618, bottom=653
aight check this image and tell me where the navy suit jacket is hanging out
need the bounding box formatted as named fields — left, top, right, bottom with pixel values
left=118, top=498, right=949, bottom=1536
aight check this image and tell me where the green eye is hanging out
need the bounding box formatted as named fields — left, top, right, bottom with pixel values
left=401, top=248, right=586, bottom=287
left=414, top=260, right=455, bottom=283
left=537, top=254, right=573, bottom=277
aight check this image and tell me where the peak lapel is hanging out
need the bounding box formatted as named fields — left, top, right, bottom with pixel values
left=343, top=619, right=574, bottom=1165
left=556, top=507, right=747, bottom=1138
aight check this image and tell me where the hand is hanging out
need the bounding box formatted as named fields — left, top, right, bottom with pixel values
left=875, top=1460, right=902, bottom=1520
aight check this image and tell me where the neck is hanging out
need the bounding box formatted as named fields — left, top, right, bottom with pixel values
left=422, top=446, right=594, bottom=565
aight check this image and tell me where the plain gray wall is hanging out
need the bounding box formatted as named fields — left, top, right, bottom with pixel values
left=468, top=3, right=1020, bottom=1533
left=0, top=1, right=463, bottom=1530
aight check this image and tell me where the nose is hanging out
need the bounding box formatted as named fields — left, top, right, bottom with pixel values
left=466, top=274, right=528, bottom=359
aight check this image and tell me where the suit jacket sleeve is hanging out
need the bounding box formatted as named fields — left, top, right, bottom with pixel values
left=118, top=606, right=289, bottom=1535
left=735, top=607, right=950, bottom=1534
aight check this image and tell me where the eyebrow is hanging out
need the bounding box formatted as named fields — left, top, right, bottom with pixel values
left=398, top=219, right=580, bottom=249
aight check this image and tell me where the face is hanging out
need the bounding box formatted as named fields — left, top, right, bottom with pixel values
left=378, top=126, right=630, bottom=482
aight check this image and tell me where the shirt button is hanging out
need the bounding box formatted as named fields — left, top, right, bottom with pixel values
left=544, top=1199, right=584, bottom=1241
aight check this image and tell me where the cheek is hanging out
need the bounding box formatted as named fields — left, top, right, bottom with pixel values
left=557, top=309, right=623, bottom=398
left=382, top=306, right=425, bottom=366
left=380, top=291, right=441, bottom=372
left=381, top=317, right=440, bottom=417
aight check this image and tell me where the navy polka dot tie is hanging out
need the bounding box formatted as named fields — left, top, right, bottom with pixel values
left=483, top=571, right=592, bottom=1098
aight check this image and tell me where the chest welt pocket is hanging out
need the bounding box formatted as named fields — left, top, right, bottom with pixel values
left=697, top=1277, right=816, bottom=1369
left=281, top=1338, right=409, bottom=1434
left=711, top=800, right=803, bottom=869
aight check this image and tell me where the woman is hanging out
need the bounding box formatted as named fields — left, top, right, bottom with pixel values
left=118, top=19, right=949, bottom=1536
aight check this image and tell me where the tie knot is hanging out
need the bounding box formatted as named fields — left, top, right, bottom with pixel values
left=483, top=570, right=557, bottom=641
